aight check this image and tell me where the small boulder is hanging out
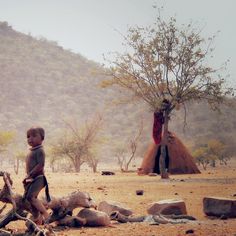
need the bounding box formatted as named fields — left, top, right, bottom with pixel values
left=101, top=171, right=115, bottom=175
left=148, top=173, right=158, bottom=176
left=186, top=229, right=194, bottom=234
left=203, top=197, right=236, bottom=218
left=136, top=190, right=144, bottom=195
left=57, top=215, right=86, bottom=227
left=77, top=208, right=110, bottom=226
left=147, top=199, right=187, bottom=215
left=98, top=200, right=133, bottom=216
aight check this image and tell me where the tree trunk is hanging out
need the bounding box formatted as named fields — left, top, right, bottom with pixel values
left=74, top=157, right=81, bottom=172
left=159, top=110, right=169, bottom=179
left=210, top=160, right=216, bottom=167
left=92, top=162, right=98, bottom=173
left=117, top=156, right=125, bottom=171
left=125, top=142, right=137, bottom=172
left=14, top=158, right=19, bottom=175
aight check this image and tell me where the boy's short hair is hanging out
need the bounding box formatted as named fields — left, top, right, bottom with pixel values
left=27, top=126, right=45, bottom=140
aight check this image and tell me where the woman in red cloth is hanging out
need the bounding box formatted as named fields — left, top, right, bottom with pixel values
left=137, top=111, right=166, bottom=175
left=152, top=111, right=164, bottom=145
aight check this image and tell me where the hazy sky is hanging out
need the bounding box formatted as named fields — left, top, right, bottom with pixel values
left=0, top=0, right=235, bottom=86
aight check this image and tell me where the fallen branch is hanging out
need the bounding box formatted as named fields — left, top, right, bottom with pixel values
left=0, top=204, right=6, bottom=215
left=0, top=171, right=49, bottom=235
left=0, top=171, right=96, bottom=231
left=110, top=211, right=196, bottom=224
left=0, top=228, right=11, bottom=235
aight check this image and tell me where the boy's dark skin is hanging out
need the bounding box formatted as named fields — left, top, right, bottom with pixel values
left=23, top=127, right=49, bottom=224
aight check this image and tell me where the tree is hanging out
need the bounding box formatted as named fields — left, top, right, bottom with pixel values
left=51, top=114, right=103, bottom=172
left=207, top=139, right=230, bottom=166
left=103, top=12, right=233, bottom=178
left=192, top=147, right=211, bottom=170
left=49, top=147, right=73, bottom=172
left=86, top=153, right=99, bottom=173
left=113, top=118, right=143, bottom=172
left=0, top=131, right=15, bottom=153
left=193, top=139, right=230, bottom=169
left=114, top=145, right=126, bottom=171
left=13, top=151, right=25, bottom=175
left=0, top=131, right=15, bottom=167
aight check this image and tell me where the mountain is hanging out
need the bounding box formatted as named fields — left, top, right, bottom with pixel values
left=0, top=21, right=103, bottom=129
left=0, top=21, right=235, bottom=161
left=0, top=21, right=150, bottom=154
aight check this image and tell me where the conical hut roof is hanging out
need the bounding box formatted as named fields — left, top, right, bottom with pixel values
left=138, top=133, right=200, bottom=175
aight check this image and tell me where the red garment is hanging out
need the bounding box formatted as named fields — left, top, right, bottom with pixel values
left=152, top=111, right=164, bottom=144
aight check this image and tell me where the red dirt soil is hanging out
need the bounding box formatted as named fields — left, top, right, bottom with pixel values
left=1, top=160, right=236, bottom=236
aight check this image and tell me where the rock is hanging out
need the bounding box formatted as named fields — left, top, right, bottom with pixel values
left=57, top=215, right=86, bottom=227
left=98, top=200, right=133, bottom=216
left=186, top=229, right=194, bottom=234
left=220, top=215, right=228, bottom=220
left=148, top=173, right=158, bottom=176
left=97, top=186, right=106, bottom=190
left=109, top=211, right=129, bottom=223
left=101, top=171, right=115, bottom=175
left=77, top=208, right=110, bottom=226
left=147, top=199, right=187, bottom=215
left=203, top=197, right=236, bottom=218
left=136, top=190, right=144, bottom=195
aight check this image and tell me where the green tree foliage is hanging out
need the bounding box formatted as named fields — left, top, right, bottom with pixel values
left=0, top=131, right=15, bottom=153
left=207, top=139, right=231, bottom=165
left=193, top=139, right=230, bottom=169
left=193, top=146, right=211, bottom=170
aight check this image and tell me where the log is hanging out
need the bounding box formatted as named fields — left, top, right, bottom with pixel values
left=43, top=191, right=97, bottom=223
left=0, top=172, right=48, bottom=235
left=56, top=215, right=86, bottom=227
left=0, top=171, right=96, bottom=230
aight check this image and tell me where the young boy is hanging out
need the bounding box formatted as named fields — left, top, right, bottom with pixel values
left=23, top=126, right=50, bottom=224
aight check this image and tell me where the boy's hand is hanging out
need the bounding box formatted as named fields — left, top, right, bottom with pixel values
left=26, top=178, right=34, bottom=183
left=23, top=177, right=34, bottom=184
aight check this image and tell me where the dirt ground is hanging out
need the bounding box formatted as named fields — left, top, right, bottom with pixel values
left=1, top=160, right=236, bottom=236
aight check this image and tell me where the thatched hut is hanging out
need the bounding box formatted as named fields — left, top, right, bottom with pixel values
left=138, top=133, right=200, bottom=175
